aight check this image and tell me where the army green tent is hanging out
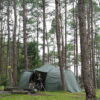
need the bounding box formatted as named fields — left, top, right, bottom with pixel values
left=19, top=63, right=81, bottom=92
left=97, top=77, right=100, bottom=89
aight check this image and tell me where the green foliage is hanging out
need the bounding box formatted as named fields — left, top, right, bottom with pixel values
left=65, top=42, right=74, bottom=65
left=0, top=74, right=8, bottom=86
left=19, top=10, right=23, bottom=16
left=17, top=42, right=41, bottom=70
left=16, top=42, right=41, bottom=82
left=95, top=34, right=100, bottom=48
left=93, top=1, right=100, bottom=12
left=68, top=21, right=76, bottom=29
left=27, top=42, right=42, bottom=69
left=66, top=43, right=74, bottom=51
left=49, top=18, right=56, bottom=34
left=27, top=18, right=36, bottom=24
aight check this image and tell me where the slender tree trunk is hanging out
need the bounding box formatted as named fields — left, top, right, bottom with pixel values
left=42, top=0, right=46, bottom=64
left=75, top=5, right=78, bottom=80
left=36, top=14, right=39, bottom=66
left=7, top=0, right=12, bottom=85
left=12, top=0, right=17, bottom=86
left=55, top=0, right=66, bottom=91
left=97, top=49, right=99, bottom=76
left=87, top=0, right=94, bottom=86
left=36, top=0, right=39, bottom=67
left=89, top=0, right=96, bottom=88
left=94, top=27, right=99, bottom=77
left=0, top=11, right=3, bottom=76
left=73, top=1, right=76, bottom=76
left=46, top=28, right=50, bottom=63
left=65, top=0, right=68, bottom=68
left=17, top=18, right=21, bottom=66
left=7, top=0, right=11, bottom=66
left=53, top=36, right=56, bottom=64
left=23, top=0, right=28, bottom=70
left=78, top=0, right=96, bottom=100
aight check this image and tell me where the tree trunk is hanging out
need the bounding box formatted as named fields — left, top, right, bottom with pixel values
left=75, top=4, right=78, bottom=80
left=73, top=1, right=76, bottom=76
left=17, top=18, right=21, bottom=67
left=65, top=0, right=68, bottom=68
left=78, top=0, right=96, bottom=100
left=7, top=0, right=11, bottom=66
left=12, top=0, right=17, bottom=86
left=0, top=9, right=3, bottom=76
left=42, top=0, right=46, bottom=64
left=36, top=13, right=39, bottom=66
left=46, top=28, right=50, bottom=63
left=55, top=0, right=66, bottom=91
left=89, top=0, right=96, bottom=88
left=7, top=0, right=12, bottom=85
left=23, top=0, right=28, bottom=70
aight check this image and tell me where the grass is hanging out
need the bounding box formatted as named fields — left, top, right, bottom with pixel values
left=0, top=86, right=4, bottom=91
left=0, top=91, right=85, bottom=100
left=96, top=89, right=100, bottom=98
left=0, top=89, right=100, bottom=100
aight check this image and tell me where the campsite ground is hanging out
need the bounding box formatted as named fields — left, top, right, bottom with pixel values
left=0, top=86, right=100, bottom=100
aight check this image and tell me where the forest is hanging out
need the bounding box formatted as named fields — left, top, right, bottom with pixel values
left=0, top=0, right=100, bottom=100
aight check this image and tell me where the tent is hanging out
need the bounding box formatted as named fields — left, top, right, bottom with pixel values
left=19, top=63, right=81, bottom=92
left=97, top=76, right=100, bottom=89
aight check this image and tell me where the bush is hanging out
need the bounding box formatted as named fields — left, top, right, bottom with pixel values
left=0, top=74, right=8, bottom=86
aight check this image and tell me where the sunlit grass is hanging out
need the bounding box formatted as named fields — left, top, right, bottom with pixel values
left=0, top=86, right=4, bottom=91
left=96, top=89, right=100, bottom=98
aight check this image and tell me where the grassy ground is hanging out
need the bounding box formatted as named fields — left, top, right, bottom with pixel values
left=0, top=92, right=85, bottom=100
left=0, top=90, right=100, bottom=100
left=0, top=86, right=4, bottom=90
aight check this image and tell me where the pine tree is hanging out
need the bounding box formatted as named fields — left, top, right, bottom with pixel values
left=23, top=0, right=28, bottom=70
left=78, top=0, right=96, bottom=99
left=12, top=0, right=17, bottom=86
left=55, top=0, right=66, bottom=91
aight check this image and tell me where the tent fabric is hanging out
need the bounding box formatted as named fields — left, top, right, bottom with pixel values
left=45, top=69, right=61, bottom=91
left=35, top=63, right=81, bottom=92
left=19, top=71, right=33, bottom=89
left=64, top=70, right=81, bottom=92
left=35, top=63, right=57, bottom=72
left=97, top=76, right=100, bottom=89
left=35, top=63, right=61, bottom=91
left=19, top=63, right=81, bottom=92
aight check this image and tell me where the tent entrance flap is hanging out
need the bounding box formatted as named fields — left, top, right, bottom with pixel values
left=34, top=71, right=47, bottom=90
left=29, top=72, right=35, bottom=83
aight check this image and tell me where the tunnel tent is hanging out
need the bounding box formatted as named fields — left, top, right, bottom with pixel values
left=97, top=76, right=100, bottom=89
left=19, top=63, right=81, bottom=92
